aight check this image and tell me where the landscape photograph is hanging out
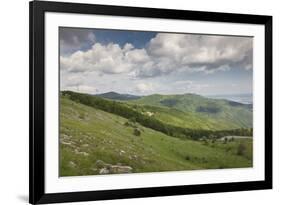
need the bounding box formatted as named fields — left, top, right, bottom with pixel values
left=59, top=27, right=253, bottom=177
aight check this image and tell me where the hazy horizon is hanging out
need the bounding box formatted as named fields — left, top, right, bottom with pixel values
left=61, top=89, right=252, bottom=97
left=61, top=89, right=253, bottom=104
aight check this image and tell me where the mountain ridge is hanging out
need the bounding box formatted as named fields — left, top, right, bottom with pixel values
left=95, top=91, right=252, bottom=106
left=95, top=91, right=141, bottom=101
left=62, top=90, right=253, bottom=133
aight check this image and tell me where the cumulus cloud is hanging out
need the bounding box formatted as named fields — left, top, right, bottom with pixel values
left=60, top=28, right=96, bottom=55
left=147, top=33, right=253, bottom=74
left=60, top=42, right=154, bottom=76
left=60, top=32, right=252, bottom=80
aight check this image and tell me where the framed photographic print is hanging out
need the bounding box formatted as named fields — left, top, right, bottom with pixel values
left=29, top=0, right=272, bottom=204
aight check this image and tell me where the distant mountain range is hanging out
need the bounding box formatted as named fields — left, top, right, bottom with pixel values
left=95, top=91, right=141, bottom=101
left=96, top=91, right=252, bottom=105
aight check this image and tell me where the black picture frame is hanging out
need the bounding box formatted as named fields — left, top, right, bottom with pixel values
left=29, top=1, right=272, bottom=204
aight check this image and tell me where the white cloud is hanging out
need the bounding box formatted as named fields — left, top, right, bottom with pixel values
left=60, top=32, right=252, bottom=80
left=61, top=43, right=152, bottom=75
left=62, top=85, right=98, bottom=94
left=147, top=33, right=252, bottom=73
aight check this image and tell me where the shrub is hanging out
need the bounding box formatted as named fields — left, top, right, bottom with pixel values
left=129, top=117, right=136, bottom=123
left=185, top=155, right=191, bottom=161
left=133, top=128, right=141, bottom=136
left=78, top=112, right=86, bottom=120
left=237, top=143, right=247, bottom=156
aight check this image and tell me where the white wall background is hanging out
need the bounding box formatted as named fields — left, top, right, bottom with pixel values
left=0, top=0, right=279, bottom=204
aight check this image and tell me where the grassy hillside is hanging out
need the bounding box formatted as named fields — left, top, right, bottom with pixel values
left=126, top=103, right=242, bottom=130
left=60, top=95, right=252, bottom=176
left=130, top=93, right=253, bottom=129
left=62, top=91, right=252, bottom=140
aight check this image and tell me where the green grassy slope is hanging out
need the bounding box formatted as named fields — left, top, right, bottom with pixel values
left=126, top=103, right=240, bottom=130
left=130, top=93, right=253, bottom=129
left=60, top=96, right=252, bottom=177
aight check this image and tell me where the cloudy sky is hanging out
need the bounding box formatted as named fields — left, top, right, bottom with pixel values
left=60, top=27, right=253, bottom=96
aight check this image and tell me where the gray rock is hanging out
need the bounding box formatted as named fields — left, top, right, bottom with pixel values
left=99, top=168, right=110, bottom=174
left=68, top=161, right=76, bottom=168
left=96, top=160, right=133, bottom=174
left=109, top=165, right=133, bottom=174
left=74, top=149, right=89, bottom=156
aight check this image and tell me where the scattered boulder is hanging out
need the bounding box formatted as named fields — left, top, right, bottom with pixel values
left=145, top=111, right=154, bottom=117
left=119, top=150, right=126, bottom=155
left=60, top=140, right=72, bottom=146
left=68, top=161, right=76, bottom=168
left=99, top=168, right=110, bottom=174
left=60, top=134, right=72, bottom=139
left=74, top=149, right=89, bottom=156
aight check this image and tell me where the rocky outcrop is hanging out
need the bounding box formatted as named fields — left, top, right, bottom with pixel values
left=95, top=160, right=133, bottom=174
left=108, top=165, right=133, bottom=174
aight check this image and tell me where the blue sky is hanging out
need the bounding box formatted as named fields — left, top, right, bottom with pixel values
left=60, top=28, right=157, bottom=55
left=93, top=30, right=156, bottom=49
left=60, top=27, right=253, bottom=96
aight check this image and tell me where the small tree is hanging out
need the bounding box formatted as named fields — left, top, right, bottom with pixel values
left=133, top=128, right=141, bottom=136
left=129, top=117, right=136, bottom=123
left=185, top=155, right=191, bottom=161
left=237, top=143, right=247, bottom=156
